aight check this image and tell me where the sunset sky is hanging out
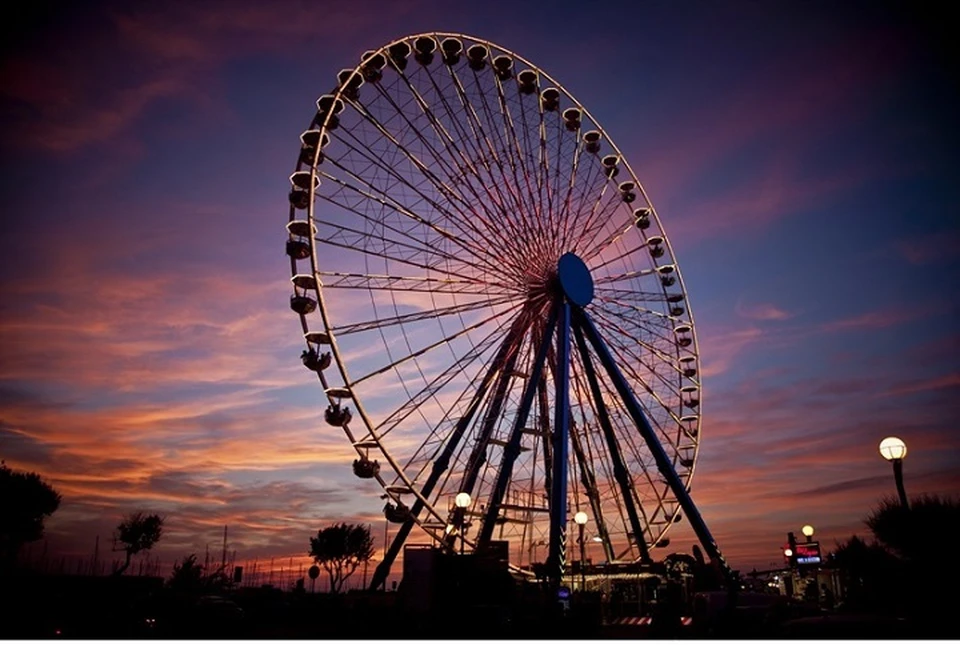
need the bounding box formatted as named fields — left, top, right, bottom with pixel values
left=1, top=0, right=957, bottom=585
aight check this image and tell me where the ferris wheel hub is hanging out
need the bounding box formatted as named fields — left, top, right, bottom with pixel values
left=557, top=252, right=594, bottom=307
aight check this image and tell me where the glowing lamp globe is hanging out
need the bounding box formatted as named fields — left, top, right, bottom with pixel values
left=783, top=548, right=793, bottom=557
left=455, top=492, right=472, bottom=509
left=801, top=525, right=814, bottom=538
left=574, top=511, right=588, bottom=526
left=879, top=436, right=907, bottom=461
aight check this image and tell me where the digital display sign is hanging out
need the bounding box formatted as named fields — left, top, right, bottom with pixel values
left=795, top=542, right=821, bottom=565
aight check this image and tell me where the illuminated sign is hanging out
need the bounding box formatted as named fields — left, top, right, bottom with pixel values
left=795, top=542, right=821, bottom=565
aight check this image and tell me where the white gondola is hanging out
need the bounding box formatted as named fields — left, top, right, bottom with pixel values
left=360, top=50, right=386, bottom=82
left=413, top=36, right=436, bottom=65
left=583, top=130, right=602, bottom=154
left=337, top=68, right=363, bottom=99
left=291, top=274, right=318, bottom=290
left=441, top=38, right=463, bottom=66
left=290, top=294, right=316, bottom=315
left=301, top=348, right=331, bottom=372
left=601, top=154, right=620, bottom=178
left=517, top=69, right=537, bottom=94
left=540, top=87, right=560, bottom=111
left=305, top=330, right=331, bottom=345
left=562, top=107, right=581, bottom=131
left=679, top=356, right=697, bottom=378
left=467, top=44, right=487, bottom=70
left=388, top=40, right=411, bottom=70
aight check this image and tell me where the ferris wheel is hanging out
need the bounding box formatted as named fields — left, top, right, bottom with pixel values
left=285, top=32, right=732, bottom=589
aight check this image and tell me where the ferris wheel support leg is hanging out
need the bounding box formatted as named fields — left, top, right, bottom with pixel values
left=368, top=317, right=530, bottom=592
left=575, top=308, right=738, bottom=590
left=572, top=321, right=651, bottom=565
left=477, top=301, right=560, bottom=549
left=546, top=300, right=572, bottom=591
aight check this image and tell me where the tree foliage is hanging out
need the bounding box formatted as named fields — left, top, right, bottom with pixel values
left=168, top=553, right=231, bottom=592
left=309, top=523, right=374, bottom=593
left=113, top=511, right=163, bottom=575
left=866, top=494, right=960, bottom=562
left=0, top=461, right=61, bottom=567
left=828, top=494, right=960, bottom=623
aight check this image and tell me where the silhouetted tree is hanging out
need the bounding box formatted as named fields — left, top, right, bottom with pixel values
left=866, top=494, right=960, bottom=562
left=169, top=554, right=204, bottom=591
left=167, top=553, right=231, bottom=592
left=0, top=461, right=61, bottom=568
left=113, top=512, right=163, bottom=575
left=827, top=535, right=902, bottom=611
left=309, top=522, right=374, bottom=593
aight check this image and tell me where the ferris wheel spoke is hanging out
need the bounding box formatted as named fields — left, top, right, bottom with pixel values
left=592, top=286, right=679, bottom=304
left=368, top=305, right=537, bottom=592
left=553, top=124, right=588, bottom=256
left=588, top=314, right=683, bottom=434
left=371, top=305, right=526, bottom=436
left=456, top=320, right=532, bottom=499
left=553, top=112, right=580, bottom=254
left=350, top=300, right=523, bottom=389
left=490, top=70, right=555, bottom=259
left=558, top=152, right=607, bottom=252
left=576, top=307, right=731, bottom=581
left=362, top=74, right=525, bottom=261
left=510, top=82, right=547, bottom=252
left=315, top=168, right=503, bottom=276
left=591, top=301, right=683, bottom=358
left=477, top=301, right=559, bottom=548
left=326, top=121, right=517, bottom=274
left=588, top=309, right=676, bottom=389
left=312, top=219, right=502, bottom=287
left=581, top=221, right=636, bottom=263
left=589, top=311, right=691, bottom=404
left=330, top=293, right=519, bottom=336
left=587, top=242, right=659, bottom=275
left=568, top=354, right=622, bottom=561
left=569, top=406, right=615, bottom=560
left=312, top=213, right=478, bottom=276
left=444, top=65, right=545, bottom=259
left=571, top=320, right=652, bottom=562
left=318, top=272, right=519, bottom=296
left=573, top=188, right=629, bottom=259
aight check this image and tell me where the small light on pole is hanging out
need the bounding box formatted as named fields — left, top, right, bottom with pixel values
left=783, top=548, right=793, bottom=558
left=801, top=525, right=814, bottom=542
left=879, top=436, right=909, bottom=509
left=454, top=492, right=471, bottom=555
left=574, top=512, right=588, bottom=591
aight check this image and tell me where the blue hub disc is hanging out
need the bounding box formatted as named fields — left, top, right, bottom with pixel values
left=557, top=252, right=594, bottom=307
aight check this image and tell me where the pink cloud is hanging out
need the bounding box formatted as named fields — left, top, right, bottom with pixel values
left=818, top=308, right=921, bottom=333
left=735, top=299, right=796, bottom=322
left=0, top=1, right=423, bottom=155
left=896, top=230, right=960, bottom=265
left=697, top=325, right=764, bottom=377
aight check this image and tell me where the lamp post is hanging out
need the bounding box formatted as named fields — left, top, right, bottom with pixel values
left=878, top=436, right=909, bottom=509
left=454, top=492, right=471, bottom=555
left=801, top=525, right=814, bottom=542
left=574, top=511, right=588, bottom=591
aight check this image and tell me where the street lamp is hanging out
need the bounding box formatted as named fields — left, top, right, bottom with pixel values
left=801, top=525, right=814, bottom=541
left=454, top=492, right=471, bottom=555
left=574, top=511, right=588, bottom=591
left=878, top=436, right=909, bottom=509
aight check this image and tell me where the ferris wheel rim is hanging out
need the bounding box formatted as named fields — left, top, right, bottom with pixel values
left=286, top=31, right=703, bottom=567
